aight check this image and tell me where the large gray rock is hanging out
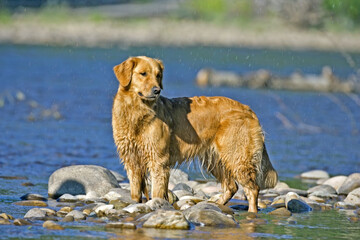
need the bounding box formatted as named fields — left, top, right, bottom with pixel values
left=143, top=210, right=189, bottom=229
left=344, top=188, right=360, bottom=205
left=186, top=209, right=237, bottom=227
left=338, top=173, right=360, bottom=195
left=48, top=165, right=119, bottom=198
left=322, top=176, right=347, bottom=192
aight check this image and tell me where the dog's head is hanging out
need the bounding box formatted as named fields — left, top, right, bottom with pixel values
left=113, top=56, right=164, bottom=102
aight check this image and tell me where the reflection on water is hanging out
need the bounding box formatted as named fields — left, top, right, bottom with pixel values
left=0, top=44, right=360, bottom=239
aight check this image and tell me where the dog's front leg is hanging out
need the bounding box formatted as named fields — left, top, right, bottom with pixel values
left=150, top=162, right=170, bottom=201
left=126, top=166, right=144, bottom=203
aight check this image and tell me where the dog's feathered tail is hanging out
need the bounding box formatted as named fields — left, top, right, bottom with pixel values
left=256, top=144, right=278, bottom=189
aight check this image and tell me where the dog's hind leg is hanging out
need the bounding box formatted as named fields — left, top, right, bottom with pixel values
left=209, top=166, right=238, bottom=205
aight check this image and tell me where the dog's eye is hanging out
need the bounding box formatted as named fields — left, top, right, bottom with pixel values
left=140, top=72, right=147, bottom=76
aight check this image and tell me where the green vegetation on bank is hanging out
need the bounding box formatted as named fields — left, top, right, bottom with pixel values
left=0, top=0, right=359, bottom=32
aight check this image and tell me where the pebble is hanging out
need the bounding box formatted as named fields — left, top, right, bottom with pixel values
left=105, top=222, right=136, bottom=229
left=123, top=203, right=152, bottom=214
left=24, top=208, right=47, bottom=219
left=300, top=170, right=330, bottom=180
left=13, top=219, right=32, bottom=226
left=287, top=199, right=312, bottom=213
left=95, top=204, right=114, bottom=216
left=308, top=185, right=337, bottom=198
left=61, top=215, right=74, bottom=222
left=0, top=213, right=14, bottom=220
left=43, top=220, right=64, bottom=230
left=66, top=210, right=86, bottom=220
left=145, top=198, right=174, bottom=211
left=338, top=173, right=360, bottom=195
left=269, top=207, right=292, bottom=216
left=173, top=199, right=196, bottom=211
left=104, top=188, right=134, bottom=203
left=20, top=193, right=47, bottom=201
left=143, top=209, right=190, bottom=229
left=0, top=218, right=11, bottom=225
left=344, top=187, right=360, bottom=206
left=109, top=199, right=131, bottom=210
left=14, top=200, right=48, bottom=207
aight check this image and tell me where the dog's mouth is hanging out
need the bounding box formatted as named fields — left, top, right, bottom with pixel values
left=138, top=92, right=158, bottom=101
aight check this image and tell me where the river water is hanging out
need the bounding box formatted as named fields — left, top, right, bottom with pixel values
left=0, top=44, right=360, bottom=239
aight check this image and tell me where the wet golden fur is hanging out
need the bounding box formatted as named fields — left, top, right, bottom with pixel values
left=112, top=56, right=278, bottom=212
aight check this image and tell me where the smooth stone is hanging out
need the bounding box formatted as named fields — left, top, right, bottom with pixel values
left=13, top=219, right=32, bottom=226
left=287, top=199, right=312, bottom=213
left=338, top=173, right=360, bottom=195
left=66, top=210, right=86, bottom=220
left=274, top=182, right=290, bottom=189
left=85, top=191, right=100, bottom=199
left=276, top=188, right=308, bottom=197
left=48, top=165, right=119, bottom=198
left=172, top=183, right=194, bottom=193
left=344, top=187, right=360, bottom=206
left=14, top=200, right=47, bottom=207
left=271, top=197, right=286, bottom=208
left=308, top=195, right=326, bottom=203
left=95, top=205, right=114, bottom=215
left=109, top=199, right=131, bottom=210
left=269, top=207, right=292, bottom=216
left=57, top=194, right=78, bottom=202
left=20, top=193, right=47, bottom=201
left=308, top=185, right=337, bottom=198
left=173, top=190, right=193, bottom=199
left=169, top=169, right=189, bottom=186
left=110, top=170, right=126, bottom=182
left=104, top=188, right=134, bottom=203
left=186, top=209, right=237, bottom=227
left=300, top=170, right=329, bottom=180
left=0, top=218, right=11, bottom=225
left=322, top=176, right=347, bottom=192
left=40, top=208, right=56, bottom=216
left=183, top=202, right=222, bottom=219
left=179, top=196, right=205, bottom=202
left=334, top=201, right=357, bottom=210
left=0, top=213, right=14, bottom=220
left=208, top=193, right=222, bottom=203
left=43, top=220, right=64, bottom=230
left=143, top=209, right=189, bottom=229
left=285, top=192, right=301, bottom=207
left=145, top=198, right=174, bottom=210
left=61, top=215, right=74, bottom=222
left=173, top=199, right=196, bottom=211
left=24, top=208, right=47, bottom=219
left=106, top=222, right=136, bottom=229
left=123, top=203, right=152, bottom=214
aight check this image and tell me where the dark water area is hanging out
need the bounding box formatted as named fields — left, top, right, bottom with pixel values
left=0, top=44, right=360, bottom=239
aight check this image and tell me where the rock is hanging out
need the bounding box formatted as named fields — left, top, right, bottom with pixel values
left=48, top=165, right=119, bottom=198
left=103, top=188, right=133, bottom=202
left=172, top=183, right=194, bottom=193
left=167, top=190, right=178, bottom=204
left=0, top=218, right=11, bottom=225
left=173, top=190, right=193, bottom=199
left=14, top=200, right=47, bottom=207
left=95, top=205, right=114, bottom=216
left=109, top=199, right=131, bottom=210
left=285, top=192, right=300, bottom=206
left=270, top=197, right=286, bottom=208
left=269, top=207, right=292, bottom=216
left=24, top=208, right=47, bottom=219
left=145, top=198, right=174, bottom=211
left=41, top=208, right=56, bottom=216
left=66, top=210, right=86, bottom=220
left=106, top=222, right=136, bottom=229
left=300, top=170, right=329, bottom=180
left=334, top=201, right=357, bottom=210
left=287, top=199, right=312, bottom=213
left=143, top=209, right=189, bottom=229
left=173, top=199, right=196, bottom=211
left=344, top=187, right=360, bottom=206
left=275, top=188, right=308, bottom=196
left=61, top=216, right=74, bottom=222
left=274, top=182, right=290, bottom=189
left=110, top=170, right=126, bottom=182
left=22, top=182, right=35, bottom=187
left=0, top=213, right=14, bottom=220
left=322, top=176, right=347, bottom=192
left=308, top=195, right=326, bottom=203
left=57, top=194, right=78, bottom=202
left=183, top=202, right=222, bottom=219
left=169, top=169, right=189, bottom=186
left=123, top=203, right=152, bottom=214
left=20, top=193, right=47, bottom=201
left=338, top=173, right=360, bottom=195
left=208, top=193, right=222, bottom=203
left=13, top=219, right=32, bottom=226
left=308, top=185, right=337, bottom=198
left=43, top=220, right=64, bottom=230
left=186, top=209, right=237, bottom=227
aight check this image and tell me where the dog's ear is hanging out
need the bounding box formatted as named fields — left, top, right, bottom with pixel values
left=113, top=58, right=136, bottom=88
left=155, top=59, right=164, bottom=89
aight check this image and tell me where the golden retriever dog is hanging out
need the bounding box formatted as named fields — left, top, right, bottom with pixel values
left=112, top=56, right=278, bottom=213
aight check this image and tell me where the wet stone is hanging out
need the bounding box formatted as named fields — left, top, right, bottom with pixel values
left=287, top=199, right=312, bottom=213
left=145, top=198, right=174, bottom=211
left=0, top=213, right=14, bottom=220
left=43, top=220, right=64, bottom=230
left=269, top=207, right=292, bottom=216
left=20, top=193, right=47, bottom=201
left=66, top=210, right=86, bottom=220
left=0, top=218, right=11, bottom=225
left=338, top=173, right=360, bottom=195
left=143, top=209, right=190, bottom=229
left=58, top=194, right=78, bottom=202
left=24, top=208, right=47, bottom=219
left=183, top=202, right=223, bottom=219
left=123, top=203, right=152, bottom=214
left=61, top=215, right=74, bottom=222
left=186, top=209, right=237, bottom=227
left=21, top=182, right=35, bottom=187
left=13, top=219, right=32, bottom=226
left=106, top=222, right=136, bottom=229
left=14, top=200, right=47, bottom=207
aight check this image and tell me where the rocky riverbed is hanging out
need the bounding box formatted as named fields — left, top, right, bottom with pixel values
left=1, top=165, right=360, bottom=233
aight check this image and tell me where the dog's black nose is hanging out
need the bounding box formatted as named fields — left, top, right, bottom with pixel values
left=152, top=86, right=161, bottom=95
